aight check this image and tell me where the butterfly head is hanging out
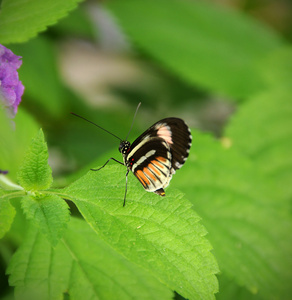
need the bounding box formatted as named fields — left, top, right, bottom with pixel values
left=119, top=140, right=131, bottom=155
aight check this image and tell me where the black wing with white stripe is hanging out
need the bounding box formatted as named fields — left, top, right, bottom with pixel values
left=129, top=118, right=192, bottom=172
left=122, top=118, right=192, bottom=195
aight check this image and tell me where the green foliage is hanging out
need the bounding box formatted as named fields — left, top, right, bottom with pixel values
left=21, top=194, right=70, bottom=246
left=216, top=275, right=259, bottom=300
left=257, top=46, right=292, bottom=89
left=106, top=0, right=283, bottom=99
left=0, top=128, right=70, bottom=246
left=0, top=198, right=16, bottom=239
left=51, top=5, right=96, bottom=39
left=10, top=37, right=67, bottom=117
left=0, top=0, right=84, bottom=44
left=226, top=88, right=292, bottom=203
left=8, top=218, right=176, bottom=299
left=175, top=131, right=292, bottom=299
left=225, top=47, right=292, bottom=204
left=1, top=124, right=218, bottom=299
left=62, top=166, right=219, bottom=299
left=7, top=218, right=173, bottom=300
left=0, top=0, right=292, bottom=299
left=18, top=129, right=53, bottom=191
left=0, top=108, right=39, bottom=181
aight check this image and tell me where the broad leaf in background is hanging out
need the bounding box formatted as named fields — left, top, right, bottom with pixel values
left=10, top=37, right=67, bottom=117
left=226, top=89, right=292, bottom=204
left=21, top=195, right=70, bottom=246
left=60, top=166, right=219, bottom=300
left=0, top=108, right=39, bottom=181
left=216, top=275, right=258, bottom=300
left=107, top=0, right=283, bottom=99
left=18, top=129, right=52, bottom=191
left=175, top=132, right=292, bottom=299
left=0, top=198, right=16, bottom=239
left=8, top=218, right=173, bottom=300
left=0, top=0, right=84, bottom=44
left=226, top=48, right=292, bottom=204
left=257, top=46, right=292, bottom=90
left=52, top=4, right=95, bottom=39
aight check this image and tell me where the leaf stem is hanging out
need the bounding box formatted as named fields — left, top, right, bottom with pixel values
left=0, top=175, right=23, bottom=191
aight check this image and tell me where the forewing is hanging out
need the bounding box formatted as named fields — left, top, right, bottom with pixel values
left=130, top=118, right=192, bottom=172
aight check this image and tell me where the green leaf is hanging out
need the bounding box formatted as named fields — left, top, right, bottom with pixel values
left=257, top=46, right=292, bottom=90
left=21, top=194, right=70, bottom=246
left=0, top=108, right=39, bottom=181
left=175, top=131, right=292, bottom=299
left=216, top=275, right=258, bottom=300
left=0, top=198, right=16, bottom=239
left=7, top=224, right=72, bottom=300
left=60, top=166, right=219, bottom=300
left=2, top=197, right=29, bottom=247
left=8, top=218, right=173, bottom=300
left=10, top=37, right=67, bottom=117
left=18, top=129, right=53, bottom=191
left=52, top=5, right=96, bottom=39
left=106, top=0, right=282, bottom=98
left=225, top=88, right=292, bottom=204
left=0, top=0, right=84, bottom=44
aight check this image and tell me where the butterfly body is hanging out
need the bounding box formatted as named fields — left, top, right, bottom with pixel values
left=119, top=117, right=192, bottom=196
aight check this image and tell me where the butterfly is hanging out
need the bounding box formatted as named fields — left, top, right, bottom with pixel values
left=71, top=103, right=192, bottom=206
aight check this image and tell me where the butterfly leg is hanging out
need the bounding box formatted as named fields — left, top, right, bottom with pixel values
left=91, top=157, right=124, bottom=171
left=123, top=169, right=130, bottom=207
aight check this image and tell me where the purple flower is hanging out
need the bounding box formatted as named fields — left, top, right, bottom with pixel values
left=0, top=45, right=24, bottom=117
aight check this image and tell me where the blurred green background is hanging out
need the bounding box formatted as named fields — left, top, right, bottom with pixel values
left=1, top=0, right=292, bottom=299
left=5, top=0, right=291, bottom=181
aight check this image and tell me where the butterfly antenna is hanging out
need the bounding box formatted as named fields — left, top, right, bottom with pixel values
left=70, top=112, right=122, bottom=142
left=125, top=102, right=141, bottom=141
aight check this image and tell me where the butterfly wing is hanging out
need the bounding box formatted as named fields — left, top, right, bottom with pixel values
left=126, top=137, right=172, bottom=194
left=125, top=118, right=192, bottom=194
left=130, top=118, right=192, bottom=172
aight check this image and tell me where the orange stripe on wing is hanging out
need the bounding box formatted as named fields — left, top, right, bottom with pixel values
left=136, top=170, right=150, bottom=186
left=143, top=167, right=157, bottom=181
left=135, top=171, right=146, bottom=187
left=151, top=160, right=163, bottom=169
left=151, top=156, right=167, bottom=169
left=148, top=163, right=161, bottom=176
left=157, top=156, right=167, bottom=163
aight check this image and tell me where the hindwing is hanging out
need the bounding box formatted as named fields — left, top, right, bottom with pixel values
left=125, top=137, right=172, bottom=193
